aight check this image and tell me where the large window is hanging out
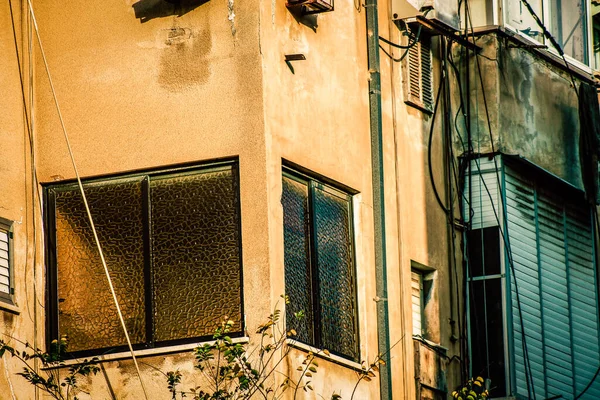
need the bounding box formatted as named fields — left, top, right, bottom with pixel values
left=282, top=167, right=359, bottom=362
left=465, top=156, right=600, bottom=399
left=45, top=161, right=243, bottom=357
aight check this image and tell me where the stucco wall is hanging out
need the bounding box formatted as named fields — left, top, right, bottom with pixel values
left=259, top=1, right=381, bottom=398
left=0, top=2, right=37, bottom=399
left=3, top=0, right=270, bottom=398
left=0, top=0, right=465, bottom=398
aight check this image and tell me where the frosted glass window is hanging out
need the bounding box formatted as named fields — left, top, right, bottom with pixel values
left=46, top=162, right=242, bottom=356
left=282, top=170, right=359, bottom=362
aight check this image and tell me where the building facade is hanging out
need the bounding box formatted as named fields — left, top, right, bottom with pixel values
left=0, top=0, right=598, bottom=398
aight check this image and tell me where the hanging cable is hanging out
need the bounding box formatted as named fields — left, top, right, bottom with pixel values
left=460, top=8, right=537, bottom=395
left=427, top=68, right=450, bottom=215
left=26, top=3, right=149, bottom=399
left=379, top=23, right=422, bottom=49
left=465, top=2, right=537, bottom=394
left=454, top=1, right=536, bottom=394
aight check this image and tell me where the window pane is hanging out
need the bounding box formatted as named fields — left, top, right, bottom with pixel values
left=505, top=0, right=545, bottom=42
left=549, top=0, right=588, bottom=64
left=469, top=0, right=495, bottom=26
left=54, top=179, right=146, bottom=352
left=282, top=176, right=314, bottom=346
left=467, top=228, right=501, bottom=277
left=313, top=186, right=358, bottom=361
left=150, top=168, right=242, bottom=342
left=469, top=278, right=507, bottom=397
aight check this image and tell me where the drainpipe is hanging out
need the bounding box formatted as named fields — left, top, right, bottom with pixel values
left=365, top=2, right=392, bottom=399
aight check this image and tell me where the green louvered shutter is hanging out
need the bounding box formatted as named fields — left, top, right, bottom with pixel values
left=504, top=168, right=546, bottom=398
left=566, top=203, right=600, bottom=399
left=464, top=157, right=502, bottom=229
left=537, top=188, right=574, bottom=398
left=504, top=164, right=600, bottom=400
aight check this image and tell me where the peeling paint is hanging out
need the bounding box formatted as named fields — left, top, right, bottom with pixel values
left=158, top=25, right=212, bottom=90
left=228, top=0, right=236, bottom=36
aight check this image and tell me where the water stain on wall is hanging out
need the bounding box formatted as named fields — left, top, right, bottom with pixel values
left=158, top=23, right=212, bottom=90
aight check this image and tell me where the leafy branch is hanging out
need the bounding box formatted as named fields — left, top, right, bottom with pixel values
left=0, top=336, right=99, bottom=400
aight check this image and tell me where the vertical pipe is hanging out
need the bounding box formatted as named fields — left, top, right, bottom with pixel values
left=364, top=1, right=392, bottom=398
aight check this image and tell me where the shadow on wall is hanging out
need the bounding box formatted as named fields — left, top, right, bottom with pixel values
left=287, top=6, right=318, bottom=32
left=133, top=0, right=208, bottom=23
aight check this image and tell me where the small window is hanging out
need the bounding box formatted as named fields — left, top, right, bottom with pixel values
left=404, top=29, right=433, bottom=113
left=0, top=219, right=14, bottom=304
left=282, top=166, right=359, bottom=362
left=45, top=161, right=243, bottom=357
left=411, top=270, right=424, bottom=337
left=411, top=265, right=435, bottom=341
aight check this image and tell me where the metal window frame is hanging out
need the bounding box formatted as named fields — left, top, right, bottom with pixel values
left=43, top=159, right=244, bottom=358
left=498, top=0, right=593, bottom=69
left=282, top=165, right=360, bottom=362
left=0, top=217, right=15, bottom=305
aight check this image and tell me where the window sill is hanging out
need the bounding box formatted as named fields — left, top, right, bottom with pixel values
left=51, top=336, right=250, bottom=368
left=0, top=301, right=20, bottom=315
left=285, top=339, right=364, bottom=372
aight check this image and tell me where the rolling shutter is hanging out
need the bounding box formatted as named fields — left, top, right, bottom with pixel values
left=503, top=164, right=600, bottom=400
left=504, top=168, right=546, bottom=398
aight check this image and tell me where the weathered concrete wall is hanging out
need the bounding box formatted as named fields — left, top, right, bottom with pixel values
left=456, top=32, right=583, bottom=189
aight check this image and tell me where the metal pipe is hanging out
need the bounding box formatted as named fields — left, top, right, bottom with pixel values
left=364, top=0, right=392, bottom=398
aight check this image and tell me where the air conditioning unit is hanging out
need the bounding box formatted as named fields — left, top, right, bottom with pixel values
left=391, top=0, right=459, bottom=31
left=286, top=0, right=333, bottom=14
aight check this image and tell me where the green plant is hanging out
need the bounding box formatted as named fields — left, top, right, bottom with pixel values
left=451, top=376, right=490, bottom=400
left=0, top=335, right=99, bottom=400
left=166, top=297, right=380, bottom=399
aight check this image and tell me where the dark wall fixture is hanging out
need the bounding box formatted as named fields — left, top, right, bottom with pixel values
left=286, top=0, right=333, bottom=15
left=132, top=0, right=208, bottom=23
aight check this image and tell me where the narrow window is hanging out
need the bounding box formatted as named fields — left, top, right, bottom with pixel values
left=282, top=167, right=359, bottom=362
left=411, top=271, right=424, bottom=337
left=0, top=218, right=14, bottom=304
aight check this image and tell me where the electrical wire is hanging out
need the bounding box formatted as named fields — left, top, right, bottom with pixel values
left=427, top=69, right=450, bottom=215
left=26, top=3, right=149, bottom=399
left=379, top=23, right=422, bottom=49
left=378, top=19, right=427, bottom=62
left=466, top=3, right=537, bottom=394
left=452, top=1, right=536, bottom=396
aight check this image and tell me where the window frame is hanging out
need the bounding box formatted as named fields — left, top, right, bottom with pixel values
left=472, top=0, right=594, bottom=69
left=0, top=217, right=15, bottom=306
left=43, top=159, right=245, bottom=359
left=282, top=164, right=360, bottom=362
